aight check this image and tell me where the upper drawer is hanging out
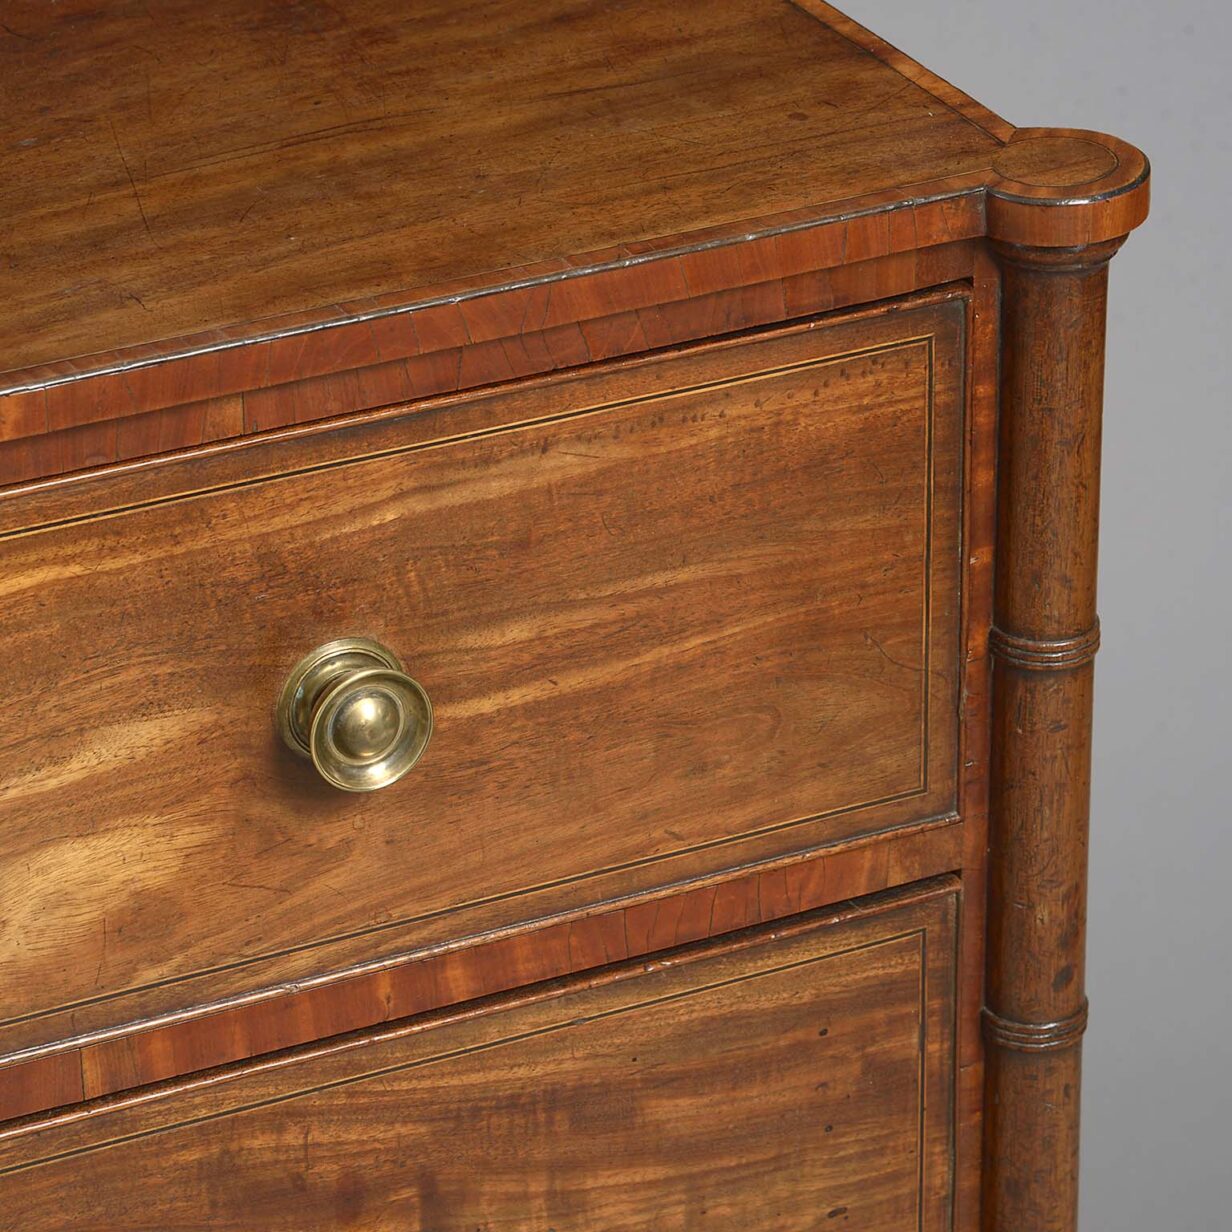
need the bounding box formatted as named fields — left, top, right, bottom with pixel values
left=0, top=296, right=966, bottom=1056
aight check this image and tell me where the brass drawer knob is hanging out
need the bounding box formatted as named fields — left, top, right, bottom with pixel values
left=276, top=638, right=433, bottom=792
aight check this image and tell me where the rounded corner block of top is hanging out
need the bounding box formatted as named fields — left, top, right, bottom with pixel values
left=987, top=127, right=1150, bottom=249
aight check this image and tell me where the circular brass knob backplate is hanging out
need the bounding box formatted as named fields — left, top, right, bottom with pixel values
left=276, top=638, right=433, bottom=792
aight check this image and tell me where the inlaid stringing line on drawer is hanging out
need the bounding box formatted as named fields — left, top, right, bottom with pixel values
left=0, top=929, right=929, bottom=1176
left=1, top=332, right=942, bottom=1037
left=922, top=332, right=937, bottom=802
left=0, top=335, right=937, bottom=540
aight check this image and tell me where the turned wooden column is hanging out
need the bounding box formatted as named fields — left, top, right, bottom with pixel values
left=983, top=130, right=1150, bottom=1232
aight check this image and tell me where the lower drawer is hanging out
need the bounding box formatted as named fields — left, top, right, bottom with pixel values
left=0, top=880, right=958, bottom=1230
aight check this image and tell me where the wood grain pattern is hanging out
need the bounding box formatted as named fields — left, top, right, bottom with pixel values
left=0, top=122, right=1141, bottom=482
left=0, top=242, right=980, bottom=484
left=0, top=300, right=965, bottom=1061
left=0, top=880, right=959, bottom=1232
left=789, top=0, right=1014, bottom=141
left=982, top=236, right=1136, bottom=1232
left=0, top=8, right=1151, bottom=502
left=0, top=817, right=962, bottom=1122
left=0, top=1055, right=84, bottom=1127
left=987, top=129, right=1150, bottom=249
left=0, top=0, right=1001, bottom=379
left=977, top=115, right=1149, bottom=1232
left=0, top=396, right=245, bottom=490
left=0, top=6, right=1157, bottom=1226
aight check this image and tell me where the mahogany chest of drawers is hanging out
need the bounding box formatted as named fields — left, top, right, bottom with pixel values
left=0, top=2, right=1148, bottom=1228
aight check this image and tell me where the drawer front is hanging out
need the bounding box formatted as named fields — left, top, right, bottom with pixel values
left=0, top=298, right=965, bottom=1051
left=0, top=882, right=959, bottom=1230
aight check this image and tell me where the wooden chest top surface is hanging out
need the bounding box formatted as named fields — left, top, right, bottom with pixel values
left=0, top=0, right=1006, bottom=381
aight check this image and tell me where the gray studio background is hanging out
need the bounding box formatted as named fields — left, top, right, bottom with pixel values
left=838, top=2, right=1231, bottom=1227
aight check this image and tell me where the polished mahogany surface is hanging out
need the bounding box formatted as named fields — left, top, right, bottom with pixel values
left=0, top=0, right=1004, bottom=379
left=0, top=4, right=1150, bottom=1230
left=0, top=884, right=959, bottom=1230
left=0, top=301, right=964, bottom=1059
